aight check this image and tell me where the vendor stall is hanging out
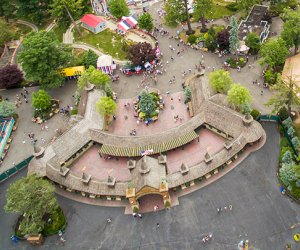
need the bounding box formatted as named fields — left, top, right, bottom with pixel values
left=97, top=55, right=116, bottom=75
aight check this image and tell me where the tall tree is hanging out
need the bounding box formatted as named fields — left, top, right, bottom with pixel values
left=193, top=0, right=213, bottom=32
left=5, top=174, right=59, bottom=235
left=77, top=66, right=110, bottom=90
left=229, top=16, right=239, bottom=60
left=259, top=37, right=289, bottom=72
left=209, top=69, right=233, bottom=94
left=0, top=65, right=24, bottom=89
left=109, top=0, right=129, bottom=19
left=0, top=101, right=16, bottom=117
left=138, top=13, right=154, bottom=32
left=138, top=91, right=156, bottom=118
left=128, top=42, right=156, bottom=66
left=281, top=9, right=300, bottom=55
left=19, top=31, right=72, bottom=89
left=50, top=0, right=84, bottom=36
left=245, top=32, right=260, bottom=54
left=96, top=96, right=117, bottom=130
left=227, top=83, right=252, bottom=109
left=32, top=90, right=52, bottom=111
left=164, top=0, right=194, bottom=34
left=265, top=76, right=300, bottom=116
left=0, top=19, right=15, bottom=47
left=216, top=29, right=230, bottom=51
left=83, top=49, right=98, bottom=68
left=0, top=0, right=16, bottom=21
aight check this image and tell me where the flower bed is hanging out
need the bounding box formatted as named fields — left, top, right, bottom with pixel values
left=225, top=57, right=247, bottom=69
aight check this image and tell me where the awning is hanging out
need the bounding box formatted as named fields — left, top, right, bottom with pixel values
left=99, top=130, right=198, bottom=157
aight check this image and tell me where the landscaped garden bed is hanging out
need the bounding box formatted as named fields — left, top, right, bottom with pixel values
left=225, top=57, right=246, bottom=69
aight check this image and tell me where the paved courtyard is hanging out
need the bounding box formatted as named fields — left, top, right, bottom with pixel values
left=1, top=123, right=300, bottom=249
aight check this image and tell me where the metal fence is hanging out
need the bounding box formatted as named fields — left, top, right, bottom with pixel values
left=258, top=115, right=298, bottom=157
left=0, top=156, right=33, bottom=183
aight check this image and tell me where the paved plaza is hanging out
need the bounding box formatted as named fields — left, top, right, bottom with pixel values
left=1, top=123, right=299, bottom=249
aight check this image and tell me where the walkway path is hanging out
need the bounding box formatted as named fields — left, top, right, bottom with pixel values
left=0, top=123, right=299, bottom=249
left=16, top=20, right=38, bottom=32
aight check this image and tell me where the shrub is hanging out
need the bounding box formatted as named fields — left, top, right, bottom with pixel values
left=264, top=69, right=278, bottom=85
left=187, top=34, right=198, bottom=44
left=0, top=101, right=16, bottom=117
left=250, top=109, right=260, bottom=120
left=287, top=127, right=295, bottom=137
left=226, top=2, right=239, bottom=11
left=165, top=200, right=171, bottom=208
left=280, top=146, right=293, bottom=160
left=282, top=150, right=294, bottom=165
left=291, top=136, right=300, bottom=148
left=278, top=107, right=289, bottom=121
left=184, top=86, right=192, bottom=103
left=42, top=207, right=66, bottom=235
left=283, top=117, right=293, bottom=129
left=133, top=207, right=139, bottom=213
left=70, top=109, right=78, bottom=115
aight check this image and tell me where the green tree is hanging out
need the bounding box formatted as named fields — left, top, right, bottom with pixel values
left=77, top=66, right=110, bottom=90
left=109, top=0, right=129, bottom=19
left=5, top=174, right=59, bottom=235
left=50, top=0, right=84, bottom=36
left=184, top=86, right=192, bottom=103
left=280, top=163, right=297, bottom=190
left=245, top=32, right=260, bottom=54
left=83, top=49, right=98, bottom=68
left=0, top=19, right=15, bottom=47
left=0, top=101, right=16, bottom=117
left=282, top=150, right=294, bottom=165
left=19, top=31, right=72, bottom=89
left=227, top=83, right=252, bottom=109
left=292, top=136, right=300, bottom=148
left=0, top=0, right=16, bottom=21
left=287, top=126, right=295, bottom=137
left=138, top=13, right=154, bottom=32
left=96, top=96, right=117, bottom=130
left=259, top=37, right=289, bottom=72
left=165, top=0, right=193, bottom=34
left=209, top=69, right=233, bottom=94
left=242, top=101, right=252, bottom=114
left=138, top=91, right=156, bottom=118
left=265, top=77, right=300, bottom=116
left=281, top=9, right=300, bottom=55
left=193, top=0, right=213, bottom=32
left=32, top=90, right=52, bottom=111
left=229, top=16, right=239, bottom=59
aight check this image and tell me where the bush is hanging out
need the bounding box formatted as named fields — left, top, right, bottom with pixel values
left=226, top=2, right=239, bottom=11
left=187, top=34, right=198, bottom=44
left=165, top=200, right=171, bottom=208
left=264, top=69, right=278, bottom=85
left=70, top=109, right=78, bottom=115
left=280, top=146, right=293, bottom=161
left=133, top=207, right=139, bottom=213
left=280, top=137, right=289, bottom=148
left=184, top=87, right=192, bottom=103
left=278, top=107, right=289, bottom=121
left=250, top=109, right=260, bottom=120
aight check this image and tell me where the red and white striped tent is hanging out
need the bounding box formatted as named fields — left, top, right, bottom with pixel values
left=117, top=16, right=137, bottom=33
left=97, top=55, right=115, bottom=75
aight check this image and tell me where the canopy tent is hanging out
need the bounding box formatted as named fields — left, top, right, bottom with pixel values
left=97, top=55, right=115, bottom=74
left=117, top=16, right=137, bottom=33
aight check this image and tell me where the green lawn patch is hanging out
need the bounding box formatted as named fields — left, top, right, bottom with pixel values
left=52, top=24, right=68, bottom=42
left=206, top=3, right=236, bottom=19
left=74, top=28, right=128, bottom=60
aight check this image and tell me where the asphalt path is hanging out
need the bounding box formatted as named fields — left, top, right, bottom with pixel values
left=1, top=123, right=299, bottom=250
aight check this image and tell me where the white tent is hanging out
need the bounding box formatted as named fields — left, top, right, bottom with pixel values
left=97, top=55, right=115, bottom=74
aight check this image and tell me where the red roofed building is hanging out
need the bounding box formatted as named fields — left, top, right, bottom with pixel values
left=81, top=14, right=106, bottom=34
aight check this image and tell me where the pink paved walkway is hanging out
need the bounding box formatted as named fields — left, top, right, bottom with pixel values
left=138, top=194, right=165, bottom=213
left=70, top=146, right=131, bottom=181
left=166, top=129, right=225, bottom=174
left=108, top=92, right=190, bottom=136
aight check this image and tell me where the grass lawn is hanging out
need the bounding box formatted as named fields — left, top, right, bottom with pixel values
left=74, top=28, right=128, bottom=60
left=207, top=3, right=236, bottom=19
left=52, top=24, right=68, bottom=42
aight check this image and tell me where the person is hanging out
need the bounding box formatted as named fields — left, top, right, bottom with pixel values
left=60, top=237, right=66, bottom=243
left=138, top=213, right=142, bottom=219
left=261, top=90, right=263, bottom=95
left=107, top=218, right=112, bottom=223
left=156, top=223, right=160, bottom=228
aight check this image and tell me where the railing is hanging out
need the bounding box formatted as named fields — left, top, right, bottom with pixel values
left=0, top=156, right=33, bottom=183
left=258, top=115, right=298, bottom=157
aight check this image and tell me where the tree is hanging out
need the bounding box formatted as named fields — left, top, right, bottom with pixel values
left=282, top=150, right=294, bottom=165
left=209, top=69, right=233, bottom=94
left=280, top=163, right=297, bottom=190
left=109, top=0, right=129, bottom=19
left=281, top=9, right=300, bottom=55
left=227, top=83, right=252, bottom=109
left=229, top=16, right=239, bottom=59
left=259, top=37, right=289, bottom=72
left=193, top=0, right=213, bottom=32
left=138, top=91, right=156, bottom=117
left=5, top=174, right=59, bottom=235
left=32, top=90, right=52, bottom=111
left=164, top=0, right=194, bottom=34
left=96, top=96, right=117, bottom=130
left=0, top=0, right=15, bottom=21
left=138, top=13, right=154, bottom=32
left=15, top=0, right=52, bottom=24
left=245, top=32, right=260, bottom=54
left=0, top=101, right=16, bottom=117
left=287, top=126, right=295, bottom=137
left=83, top=49, right=98, bottom=68
left=292, top=136, right=300, bottom=148
left=50, top=0, right=84, bottom=36
left=242, top=101, right=252, bottom=114
left=0, top=19, right=15, bottom=47
left=216, top=29, right=230, bottom=51
left=77, top=66, right=110, bottom=90
left=128, top=42, right=156, bottom=66
left=265, top=77, right=300, bottom=116
left=184, top=86, right=192, bottom=103
left=0, top=65, right=24, bottom=89
left=19, top=31, right=72, bottom=89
